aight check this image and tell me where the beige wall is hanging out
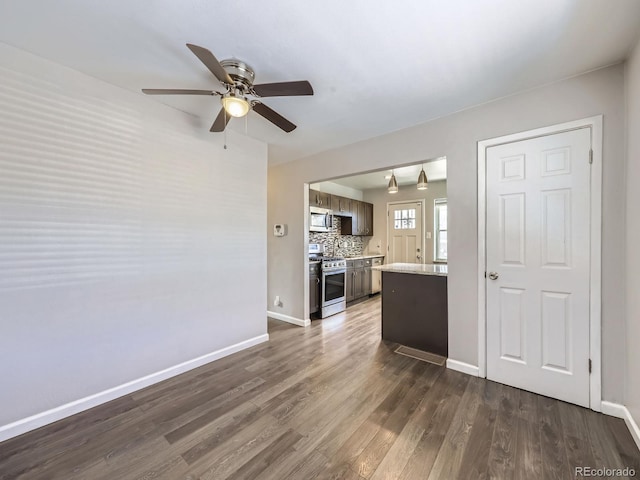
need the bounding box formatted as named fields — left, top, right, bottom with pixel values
left=268, top=64, right=626, bottom=402
left=0, top=43, right=268, bottom=439
left=362, top=180, right=447, bottom=263
left=625, top=38, right=640, bottom=428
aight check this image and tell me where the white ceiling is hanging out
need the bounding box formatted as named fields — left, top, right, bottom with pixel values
left=329, top=158, right=447, bottom=191
left=1, top=1, right=639, bottom=165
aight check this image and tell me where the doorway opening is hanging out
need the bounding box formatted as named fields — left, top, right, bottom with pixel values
left=304, top=157, right=447, bottom=322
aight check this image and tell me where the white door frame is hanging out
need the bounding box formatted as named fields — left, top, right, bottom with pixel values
left=477, top=115, right=603, bottom=411
left=386, top=199, right=426, bottom=264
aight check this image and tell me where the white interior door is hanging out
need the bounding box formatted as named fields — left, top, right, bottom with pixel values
left=486, top=127, right=591, bottom=407
left=388, top=202, right=423, bottom=263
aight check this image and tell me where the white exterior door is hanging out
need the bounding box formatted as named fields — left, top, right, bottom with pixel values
left=388, top=202, right=423, bottom=263
left=486, top=127, right=591, bottom=407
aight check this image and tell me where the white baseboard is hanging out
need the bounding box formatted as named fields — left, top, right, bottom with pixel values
left=446, top=359, right=481, bottom=377
left=267, top=310, right=310, bottom=327
left=0, top=333, right=269, bottom=443
left=601, top=401, right=640, bottom=452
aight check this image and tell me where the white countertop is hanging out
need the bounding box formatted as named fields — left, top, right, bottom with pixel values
left=344, top=254, right=385, bottom=260
left=372, top=263, right=448, bottom=276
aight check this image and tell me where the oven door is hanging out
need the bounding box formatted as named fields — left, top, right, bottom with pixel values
left=322, top=269, right=346, bottom=307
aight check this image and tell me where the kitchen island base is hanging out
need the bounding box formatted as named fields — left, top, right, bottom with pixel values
left=381, top=270, right=448, bottom=357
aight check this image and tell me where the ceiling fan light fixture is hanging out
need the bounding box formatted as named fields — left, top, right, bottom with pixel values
left=221, top=94, right=250, bottom=118
left=417, top=167, right=429, bottom=190
left=388, top=172, right=398, bottom=194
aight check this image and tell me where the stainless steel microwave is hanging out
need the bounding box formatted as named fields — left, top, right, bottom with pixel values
left=309, top=206, right=333, bottom=232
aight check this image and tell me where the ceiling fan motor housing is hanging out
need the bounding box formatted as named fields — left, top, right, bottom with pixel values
left=220, top=59, right=255, bottom=88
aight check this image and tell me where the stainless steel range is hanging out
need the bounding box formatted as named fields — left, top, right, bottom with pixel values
left=309, top=244, right=347, bottom=318
left=320, top=256, right=347, bottom=318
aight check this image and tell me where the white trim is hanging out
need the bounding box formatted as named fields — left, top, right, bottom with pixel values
left=446, top=359, right=481, bottom=377
left=303, top=184, right=310, bottom=322
left=267, top=310, right=311, bottom=327
left=0, top=333, right=269, bottom=442
left=433, top=197, right=448, bottom=262
left=386, top=199, right=426, bottom=264
left=477, top=115, right=603, bottom=411
left=601, top=402, right=640, bottom=452
left=588, top=117, right=603, bottom=411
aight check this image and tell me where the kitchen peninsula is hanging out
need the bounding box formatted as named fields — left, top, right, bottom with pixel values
left=373, top=263, right=448, bottom=357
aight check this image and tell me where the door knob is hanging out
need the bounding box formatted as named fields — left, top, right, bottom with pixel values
left=488, top=272, right=499, bottom=280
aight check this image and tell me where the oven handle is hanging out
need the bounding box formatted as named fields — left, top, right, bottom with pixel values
left=322, top=268, right=347, bottom=276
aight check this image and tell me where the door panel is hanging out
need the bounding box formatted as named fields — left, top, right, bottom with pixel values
left=499, top=287, right=525, bottom=363
left=541, top=290, right=571, bottom=372
left=541, top=189, right=571, bottom=267
left=500, top=193, right=525, bottom=265
left=486, top=127, right=591, bottom=407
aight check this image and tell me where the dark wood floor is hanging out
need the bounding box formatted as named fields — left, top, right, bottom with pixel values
left=1, top=296, right=638, bottom=480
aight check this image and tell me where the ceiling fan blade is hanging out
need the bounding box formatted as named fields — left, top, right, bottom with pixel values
left=210, top=108, right=230, bottom=132
left=252, top=102, right=297, bottom=132
left=252, top=80, right=314, bottom=97
left=142, top=89, right=215, bottom=95
left=186, top=43, right=233, bottom=85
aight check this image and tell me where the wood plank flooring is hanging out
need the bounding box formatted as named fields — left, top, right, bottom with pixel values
left=1, top=296, right=638, bottom=479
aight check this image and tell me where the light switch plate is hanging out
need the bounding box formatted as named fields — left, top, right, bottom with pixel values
left=426, top=231, right=432, bottom=239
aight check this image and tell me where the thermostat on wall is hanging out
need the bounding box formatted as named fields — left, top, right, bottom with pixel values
left=274, top=224, right=287, bottom=237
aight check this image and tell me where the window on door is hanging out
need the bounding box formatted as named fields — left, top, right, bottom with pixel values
left=434, top=199, right=447, bottom=262
left=394, top=208, right=416, bottom=230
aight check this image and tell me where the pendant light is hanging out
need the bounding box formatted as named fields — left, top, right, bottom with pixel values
left=417, top=164, right=428, bottom=190
left=387, top=170, right=398, bottom=194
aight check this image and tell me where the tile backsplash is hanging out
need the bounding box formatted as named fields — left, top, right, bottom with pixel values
left=309, top=216, right=365, bottom=257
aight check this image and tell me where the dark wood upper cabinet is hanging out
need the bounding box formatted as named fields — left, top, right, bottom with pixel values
left=357, top=202, right=366, bottom=235
left=310, top=190, right=372, bottom=236
left=331, top=195, right=352, bottom=216
left=339, top=198, right=373, bottom=236
left=309, top=189, right=330, bottom=208
left=363, top=202, right=373, bottom=236
left=341, top=200, right=359, bottom=235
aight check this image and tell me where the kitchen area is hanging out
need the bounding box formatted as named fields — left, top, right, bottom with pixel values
left=308, top=188, right=385, bottom=319
left=307, top=159, right=449, bottom=359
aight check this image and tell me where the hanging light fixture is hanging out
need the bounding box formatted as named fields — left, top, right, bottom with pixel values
left=387, top=170, right=398, bottom=194
left=221, top=92, right=250, bottom=118
left=417, top=164, right=428, bottom=190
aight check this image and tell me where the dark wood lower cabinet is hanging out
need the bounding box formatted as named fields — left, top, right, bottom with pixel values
left=362, top=267, right=371, bottom=297
left=353, top=268, right=365, bottom=298
left=346, top=267, right=363, bottom=302
left=309, top=263, right=321, bottom=315
left=346, top=260, right=365, bottom=303
left=346, top=257, right=380, bottom=305
left=346, top=269, right=354, bottom=303
left=381, top=271, right=448, bottom=356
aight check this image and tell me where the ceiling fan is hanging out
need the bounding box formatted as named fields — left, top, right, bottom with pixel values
left=142, top=44, right=313, bottom=133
